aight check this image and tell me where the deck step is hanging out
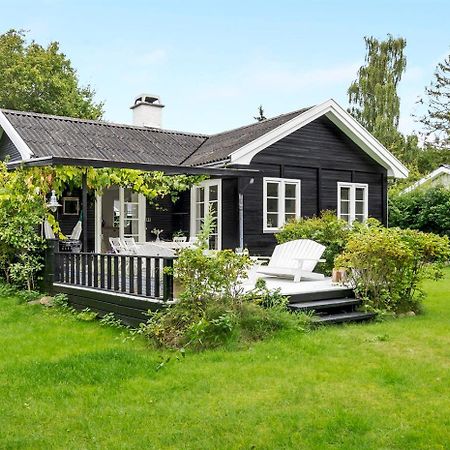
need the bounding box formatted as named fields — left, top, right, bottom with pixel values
left=289, top=288, right=354, bottom=304
left=289, top=297, right=361, bottom=312
left=313, top=311, right=376, bottom=325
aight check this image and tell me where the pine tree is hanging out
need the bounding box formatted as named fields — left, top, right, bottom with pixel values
left=348, top=35, right=407, bottom=152
left=419, top=52, right=450, bottom=149
left=254, top=105, right=266, bottom=122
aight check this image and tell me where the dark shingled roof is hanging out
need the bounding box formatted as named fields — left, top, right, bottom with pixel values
left=182, top=107, right=311, bottom=166
left=1, top=106, right=312, bottom=167
left=1, top=109, right=207, bottom=166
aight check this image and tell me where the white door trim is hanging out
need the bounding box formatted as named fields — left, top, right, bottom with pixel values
left=95, top=187, right=146, bottom=252
left=190, top=179, right=222, bottom=249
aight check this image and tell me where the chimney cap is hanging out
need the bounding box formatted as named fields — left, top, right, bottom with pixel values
left=130, top=93, right=164, bottom=109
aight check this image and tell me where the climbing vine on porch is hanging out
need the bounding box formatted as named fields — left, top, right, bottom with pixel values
left=0, top=161, right=206, bottom=289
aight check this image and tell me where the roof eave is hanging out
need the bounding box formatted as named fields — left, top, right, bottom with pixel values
left=6, top=156, right=259, bottom=177
left=227, top=99, right=409, bottom=179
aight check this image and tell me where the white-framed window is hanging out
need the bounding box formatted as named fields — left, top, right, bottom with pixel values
left=263, top=178, right=301, bottom=232
left=190, top=179, right=222, bottom=250
left=337, top=182, right=368, bottom=224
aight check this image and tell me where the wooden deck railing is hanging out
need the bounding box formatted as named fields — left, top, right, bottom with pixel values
left=54, top=252, right=175, bottom=301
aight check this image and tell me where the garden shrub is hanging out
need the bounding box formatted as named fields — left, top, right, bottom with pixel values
left=389, top=186, right=450, bottom=237
left=0, top=163, right=46, bottom=290
left=276, top=211, right=350, bottom=275
left=336, top=220, right=450, bottom=313
left=142, top=215, right=312, bottom=350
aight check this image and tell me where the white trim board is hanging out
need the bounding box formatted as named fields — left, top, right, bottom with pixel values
left=0, top=110, right=34, bottom=160
left=190, top=178, right=222, bottom=250
left=402, top=166, right=450, bottom=193
left=229, top=99, right=409, bottom=179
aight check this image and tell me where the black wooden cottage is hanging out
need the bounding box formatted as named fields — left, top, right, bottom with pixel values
left=0, top=98, right=408, bottom=324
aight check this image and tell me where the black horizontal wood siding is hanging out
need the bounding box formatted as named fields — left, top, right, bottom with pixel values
left=231, top=116, right=387, bottom=255
left=0, top=132, right=21, bottom=162
left=53, top=284, right=164, bottom=327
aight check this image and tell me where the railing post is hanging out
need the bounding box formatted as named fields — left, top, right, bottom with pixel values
left=40, top=238, right=59, bottom=294
left=162, top=258, right=174, bottom=302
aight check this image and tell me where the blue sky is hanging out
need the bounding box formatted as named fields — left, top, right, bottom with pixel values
left=1, top=0, right=449, bottom=135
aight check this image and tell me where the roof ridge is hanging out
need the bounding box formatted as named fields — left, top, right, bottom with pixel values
left=207, top=106, right=313, bottom=139
left=0, top=108, right=208, bottom=139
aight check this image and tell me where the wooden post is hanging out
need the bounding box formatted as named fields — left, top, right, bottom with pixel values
left=162, top=258, right=174, bottom=301
left=40, top=238, right=59, bottom=294
left=82, top=171, right=88, bottom=252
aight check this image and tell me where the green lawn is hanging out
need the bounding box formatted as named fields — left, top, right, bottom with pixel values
left=1, top=272, right=449, bottom=449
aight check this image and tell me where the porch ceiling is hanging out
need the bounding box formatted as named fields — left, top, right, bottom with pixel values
left=6, top=155, right=259, bottom=177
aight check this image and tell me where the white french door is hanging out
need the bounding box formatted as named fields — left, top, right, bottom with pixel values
left=95, top=187, right=146, bottom=252
left=190, top=179, right=222, bottom=250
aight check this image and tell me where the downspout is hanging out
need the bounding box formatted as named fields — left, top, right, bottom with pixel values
left=238, top=178, right=254, bottom=250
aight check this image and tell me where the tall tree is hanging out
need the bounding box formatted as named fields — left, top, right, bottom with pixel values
left=348, top=35, right=407, bottom=151
left=0, top=29, right=103, bottom=119
left=418, top=52, right=450, bottom=149
left=254, top=105, right=266, bottom=122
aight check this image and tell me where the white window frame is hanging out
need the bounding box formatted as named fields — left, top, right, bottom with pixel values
left=263, top=177, right=301, bottom=233
left=337, top=182, right=369, bottom=224
left=190, top=179, right=222, bottom=250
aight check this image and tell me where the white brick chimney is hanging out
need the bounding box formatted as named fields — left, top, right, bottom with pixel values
left=130, top=94, right=164, bottom=128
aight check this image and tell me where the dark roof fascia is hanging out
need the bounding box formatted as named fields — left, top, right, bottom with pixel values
left=6, top=156, right=260, bottom=177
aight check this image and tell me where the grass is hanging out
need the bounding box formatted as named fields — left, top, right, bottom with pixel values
left=1, top=271, right=449, bottom=449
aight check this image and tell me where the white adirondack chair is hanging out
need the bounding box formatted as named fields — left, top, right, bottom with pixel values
left=109, top=237, right=128, bottom=254
left=68, top=220, right=82, bottom=240
left=122, top=237, right=139, bottom=254
left=256, top=239, right=326, bottom=283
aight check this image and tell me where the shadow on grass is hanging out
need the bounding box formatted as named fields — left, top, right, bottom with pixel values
left=4, top=348, right=160, bottom=386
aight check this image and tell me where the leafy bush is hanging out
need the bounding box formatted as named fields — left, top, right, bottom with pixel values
left=389, top=186, right=450, bottom=237
left=0, top=163, right=46, bottom=290
left=142, top=215, right=311, bottom=350
left=336, top=220, right=450, bottom=313
left=276, top=211, right=350, bottom=275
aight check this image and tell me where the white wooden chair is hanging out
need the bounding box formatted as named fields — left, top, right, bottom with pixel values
left=122, top=237, right=139, bottom=254
left=256, top=239, right=326, bottom=283
left=68, top=220, right=82, bottom=241
left=109, top=237, right=128, bottom=254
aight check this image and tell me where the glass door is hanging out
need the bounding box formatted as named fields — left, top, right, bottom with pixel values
left=95, top=187, right=146, bottom=252
left=191, top=180, right=222, bottom=250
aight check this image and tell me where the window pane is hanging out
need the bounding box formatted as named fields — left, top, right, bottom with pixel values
left=266, top=213, right=278, bottom=228
left=123, top=188, right=139, bottom=203
left=285, top=199, right=296, bottom=213
left=285, top=213, right=296, bottom=222
left=266, top=182, right=279, bottom=197
left=355, top=201, right=364, bottom=215
left=267, top=198, right=278, bottom=213
left=124, top=203, right=138, bottom=219
left=355, top=214, right=365, bottom=223
left=209, top=201, right=218, bottom=218
left=340, top=200, right=349, bottom=214
left=340, top=214, right=351, bottom=223
left=209, top=185, right=218, bottom=201
left=285, top=183, right=297, bottom=198
left=209, top=234, right=219, bottom=250
left=196, top=187, right=204, bottom=203
left=340, top=187, right=350, bottom=201
left=355, top=188, right=365, bottom=201
left=196, top=203, right=204, bottom=219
